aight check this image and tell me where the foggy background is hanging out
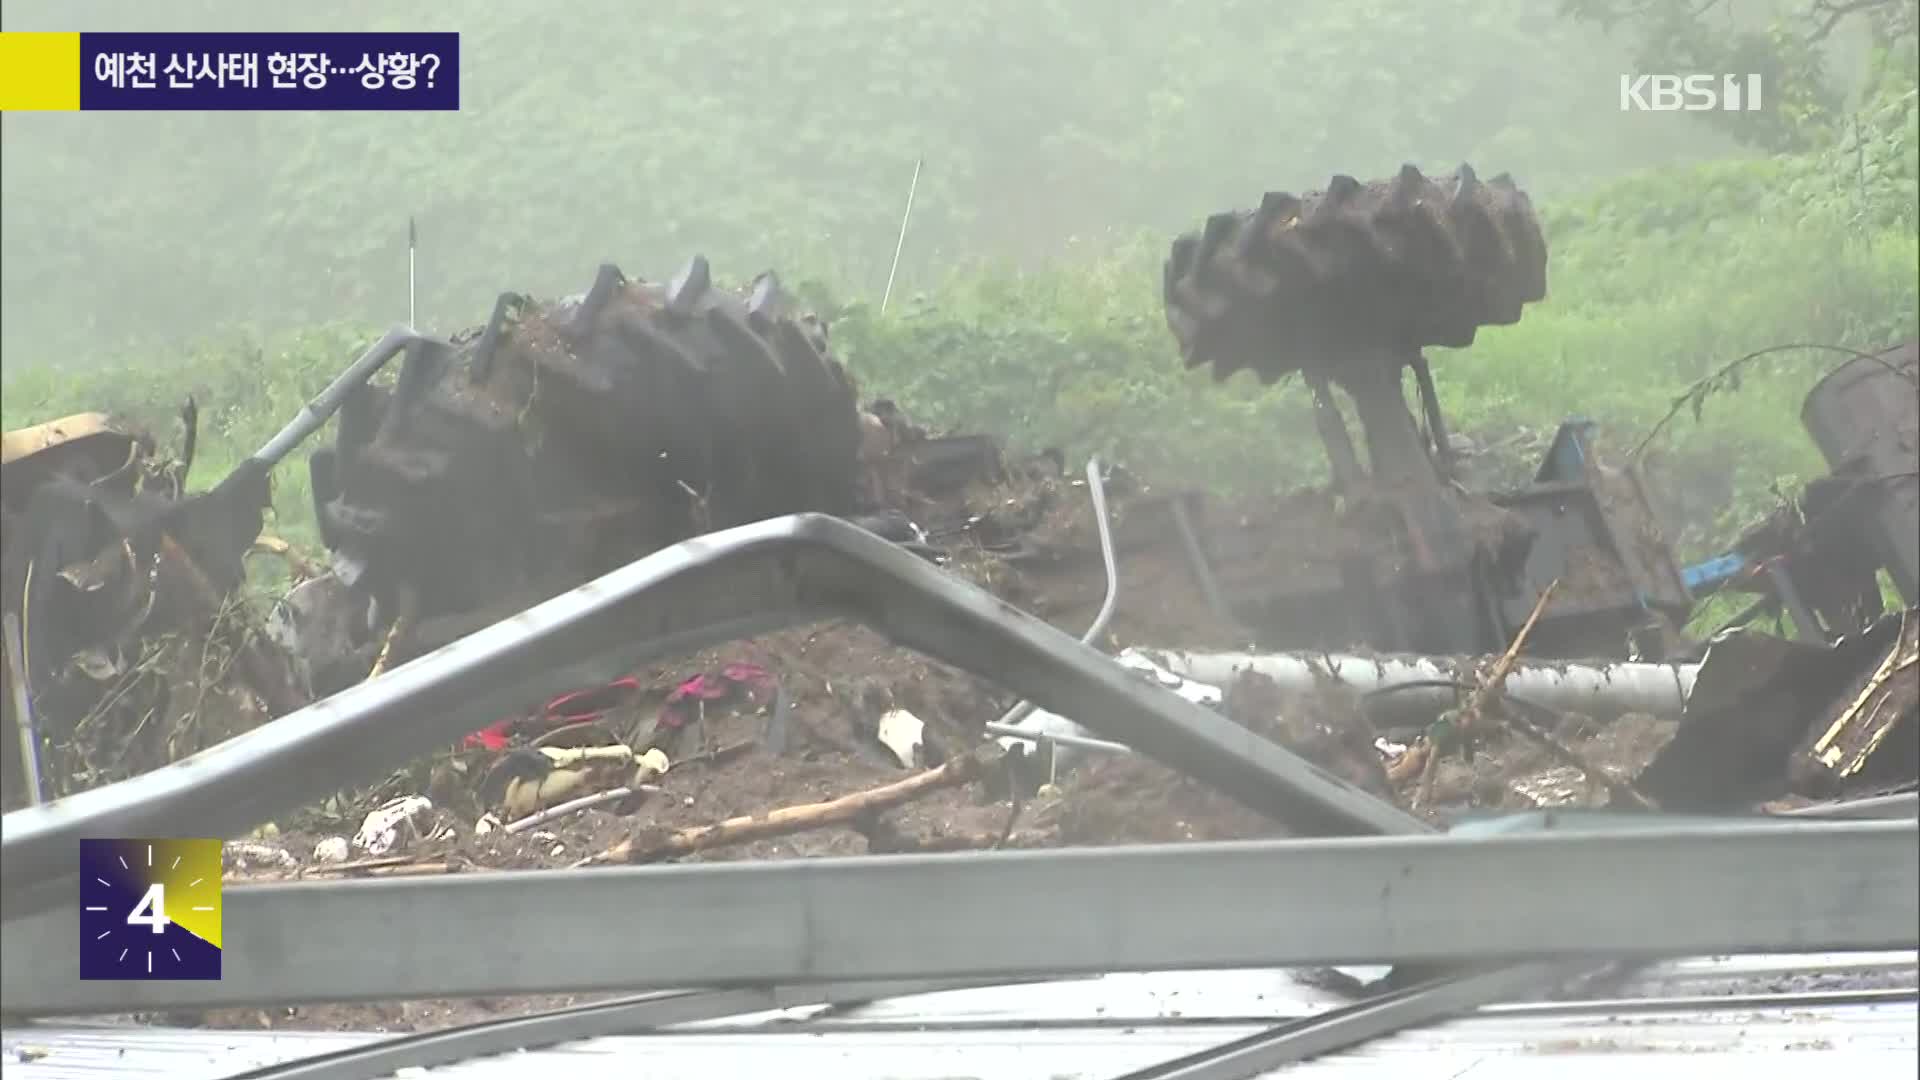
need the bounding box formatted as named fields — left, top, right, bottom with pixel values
left=2, top=0, right=1828, bottom=371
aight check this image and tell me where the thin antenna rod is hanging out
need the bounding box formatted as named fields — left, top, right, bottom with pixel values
left=880, top=156, right=922, bottom=315
left=408, top=216, right=418, bottom=329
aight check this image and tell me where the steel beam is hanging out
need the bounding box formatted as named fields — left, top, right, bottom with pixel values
left=252, top=326, right=421, bottom=468
left=1110, top=961, right=1583, bottom=1080
left=4, top=820, right=1911, bottom=1017
left=220, top=978, right=1036, bottom=1080
left=1780, top=791, right=1919, bottom=819
left=1, top=513, right=1427, bottom=921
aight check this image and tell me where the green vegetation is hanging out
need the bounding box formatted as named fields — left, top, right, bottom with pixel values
left=2, top=0, right=1914, bottom=575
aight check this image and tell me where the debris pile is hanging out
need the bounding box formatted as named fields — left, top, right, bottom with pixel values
left=5, top=355, right=1908, bottom=1043
left=4, top=260, right=1912, bottom=915
left=0, top=404, right=300, bottom=809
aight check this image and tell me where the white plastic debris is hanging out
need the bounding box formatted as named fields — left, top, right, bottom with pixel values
left=353, top=795, right=434, bottom=856
left=224, top=841, right=298, bottom=872
left=994, top=652, right=1225, bottom=779
left=636, top=746, right=671, bottom=778
left=474, top=812, right=501, bottom=836
left=877, top=709, right=926, bottom=768
left=312, top=836, right=350, bottom=863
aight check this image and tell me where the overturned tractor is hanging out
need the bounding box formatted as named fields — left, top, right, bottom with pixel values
left=307, top=259, right=867, bottom=670
left=1160, top=164, right=1692, bottom=659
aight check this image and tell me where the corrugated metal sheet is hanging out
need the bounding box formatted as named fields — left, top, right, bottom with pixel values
left=6, top=953, right=1915, bottom=1080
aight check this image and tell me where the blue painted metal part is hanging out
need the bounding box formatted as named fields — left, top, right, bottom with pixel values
left=1684, top=553, right=1750, bottom=595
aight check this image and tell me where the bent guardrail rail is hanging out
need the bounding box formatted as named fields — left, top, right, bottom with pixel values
left=1, top=512, right=1426, bottom=921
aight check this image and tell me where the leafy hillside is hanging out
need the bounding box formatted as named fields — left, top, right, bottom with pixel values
left=1, top=1, right=1914, bottom=574
left=2, top=0, right=1750, bottom=367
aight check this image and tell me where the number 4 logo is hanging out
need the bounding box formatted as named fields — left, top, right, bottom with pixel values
left=127, top=883, right=171, bottom=934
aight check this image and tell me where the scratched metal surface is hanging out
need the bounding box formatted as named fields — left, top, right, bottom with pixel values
left=5, top=953, right=1915, bottom=1080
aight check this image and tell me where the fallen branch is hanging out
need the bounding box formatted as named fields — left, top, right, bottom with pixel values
left=1465, top=579, right=1560, bottom=731
left=307, top=860, right=465, bottom=878
left=1632, top=342, right=1917, bottom=460
left=298, top=854, right=412, bottom=876
left=366, top=584, right=417, bottom=682
left=503, top=783, right=664, bottom=834
left=580, top=749, right=992, bottom=866
left=1415, top=581, right=1558, bottom=811
left=295, top=853, right=472, bottom=878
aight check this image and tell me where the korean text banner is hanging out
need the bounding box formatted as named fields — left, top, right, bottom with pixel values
left=0, top=32, right=459, bottom=111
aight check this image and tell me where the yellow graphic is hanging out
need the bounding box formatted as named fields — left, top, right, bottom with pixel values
left=0, top=32, right=82, bottom=112
left=147, top=839, right=223, bottom=949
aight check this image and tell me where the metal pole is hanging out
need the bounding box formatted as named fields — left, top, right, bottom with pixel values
left=996, top=456, right=1118, bottom=732
left=250, top=326, right=418, bottom=468
left=1111, top=961, right=1583, bottom=1080
left=408, top=216, right=418, bottom=329
left=991, top=458, right=1122, bottom=774
left=984, top=720, right=1132, bottom=756
left=2, top=614, right=42, bottom=806
left=880, top=156, right=922, bottom=315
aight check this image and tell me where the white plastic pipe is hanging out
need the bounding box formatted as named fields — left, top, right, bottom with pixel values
left=1146, top=649, right=1699, bottom=725
left=990, top=647, right=1699, bottom=783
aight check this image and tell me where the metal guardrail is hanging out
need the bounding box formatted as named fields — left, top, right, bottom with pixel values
left=0, top=512, right=1427, bottom=922
left=2, top=502, right=1912, bottom=1080
left=4, top=818, right=1912, bottom=1015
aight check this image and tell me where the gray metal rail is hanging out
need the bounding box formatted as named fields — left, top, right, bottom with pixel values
left=0, top=512, right=1427, bottom=921
left=3, top=818, right=1911, bottom=1016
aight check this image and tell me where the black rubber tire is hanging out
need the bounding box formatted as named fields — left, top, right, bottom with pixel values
left=314, top=260, right=862, bottom=621
left=1163, top=163, right=1549, bottom=384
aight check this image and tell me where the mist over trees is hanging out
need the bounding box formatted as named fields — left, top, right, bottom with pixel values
left=0, top=0, right=1795, bottom=363
left=2, top=0, right=1914, bottom=562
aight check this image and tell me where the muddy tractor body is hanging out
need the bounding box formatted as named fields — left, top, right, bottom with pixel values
left=299, top=261, right=865, bottom=682
left=1159, top=165, right=1693, bottom=659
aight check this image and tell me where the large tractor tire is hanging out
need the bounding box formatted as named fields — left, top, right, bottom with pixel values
left=311, top=258, right=863, bottom=625
left=1163, top=163, right=1549, bottom=384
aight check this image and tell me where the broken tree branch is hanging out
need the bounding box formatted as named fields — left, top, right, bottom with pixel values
left=1468, top=578, right=1560, bottom=730
left=504, top=783, right=664, bottom=834
left=156, top=535, right=305, bottom=719
left=1632, top=342, right=1917, bottom=460
left=1414, top=581, right=1559, bottom=811
left=581, top=748, right=993, bottom=866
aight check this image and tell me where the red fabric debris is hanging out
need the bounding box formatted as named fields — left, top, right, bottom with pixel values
left=461, top=676, right=644, bottom=751
left=658, top=662, right=776, bottom=729
left=459, top=664, right=778, bottom=752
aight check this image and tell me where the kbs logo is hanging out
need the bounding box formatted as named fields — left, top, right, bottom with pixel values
left=1619, top=74, right=1763, bottom=112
